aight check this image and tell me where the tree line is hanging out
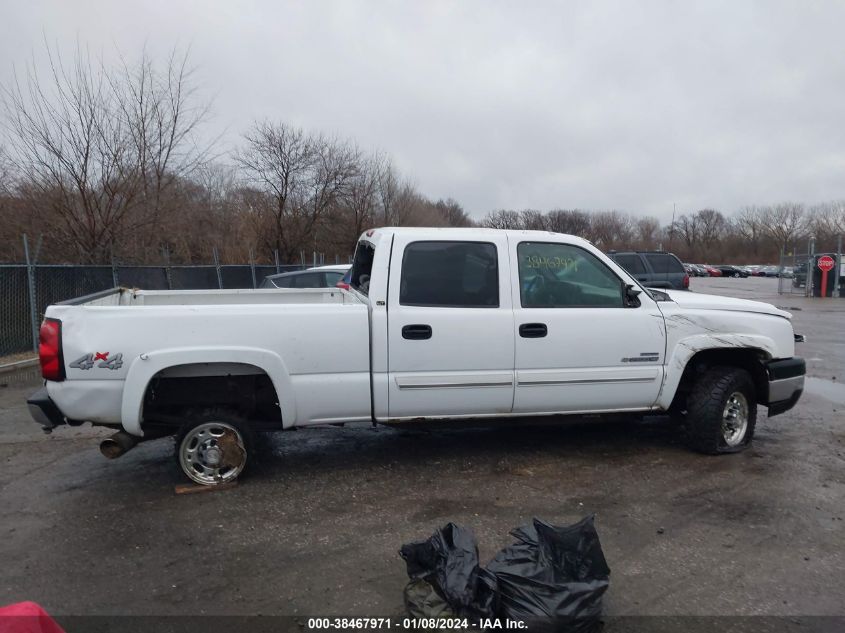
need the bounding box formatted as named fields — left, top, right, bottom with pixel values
left=481, top=203, right=844, bottom=264
left=0, top=46, right=470, bottom=264
left=1, top=46, right=842, bottom=266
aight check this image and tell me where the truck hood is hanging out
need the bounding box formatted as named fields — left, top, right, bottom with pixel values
left=661, top=289, right=791, bottom=319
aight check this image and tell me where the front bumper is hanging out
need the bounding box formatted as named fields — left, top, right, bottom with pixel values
left=27, top=386, right=66, bottom=432
left=764, top=357, right=805, bottom=417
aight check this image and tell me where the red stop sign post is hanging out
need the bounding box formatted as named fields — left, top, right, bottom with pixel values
left=818, top=255, right=835, bottom=298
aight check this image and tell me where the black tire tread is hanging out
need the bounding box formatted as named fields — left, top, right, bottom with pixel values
left=685, top=366, right=756, bottom=454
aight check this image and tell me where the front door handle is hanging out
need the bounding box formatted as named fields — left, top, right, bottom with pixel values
left=402, top=324, right=432, bottom=340
left=519, top=323, right=547, bottom=338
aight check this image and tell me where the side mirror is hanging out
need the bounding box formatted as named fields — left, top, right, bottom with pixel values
left=624, top=283, right=642, bottom=308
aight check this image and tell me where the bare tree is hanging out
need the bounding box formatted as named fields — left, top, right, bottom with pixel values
left=760, top=203, right=808, bottom=255
left=435, top=198, right=472, bottom=227
left=482, top=209, right=523, bottom=229
left=335, top=154, right=379, bottom=251
left=590, top=210, right=632, bottom=250
left=671, top=214, right=701, bottom=259
left=808, top=201, right=845, bottom=251
left=236, top=121, right=359, bottom=262
left=520, top=209, right=547, bottom=231
left=2, top=44, right=210, bottom=262
left=733, top=206, right=766, bottom=257
left=695, top=209, right=727, bottom=255
left=546, top=209, right=591, bottom=236
left=634, top=216, right=661, bottom=248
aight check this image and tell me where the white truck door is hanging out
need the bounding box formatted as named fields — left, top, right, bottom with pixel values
left=386, top=234, right=515, bottom=419
left=509, top=238, right=666, bottom=414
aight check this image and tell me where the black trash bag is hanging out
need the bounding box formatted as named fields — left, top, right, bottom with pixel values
left=399, top=522, right=497, bottom=618
left=486, top=515, right=610, bottom=632
left=403, top=579, right=455, bottom=618
left=400, top=516, right=609, bottom=632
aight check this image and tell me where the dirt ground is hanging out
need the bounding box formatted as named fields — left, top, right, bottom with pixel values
left=1, top=277, right=843, bottom=627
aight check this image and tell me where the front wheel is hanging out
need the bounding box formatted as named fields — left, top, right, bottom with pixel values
left=176, top=409, right=253, bottom=485
left=685, top=366, right=757, bottom=454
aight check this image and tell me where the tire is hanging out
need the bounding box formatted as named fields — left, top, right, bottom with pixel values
left=685, top=366, right=756, bottom=454
left=175, top=408, right=254, bottom=485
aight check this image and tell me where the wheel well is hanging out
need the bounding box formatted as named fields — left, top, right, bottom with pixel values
left=141, top=363, right=283, bottom=433
left=671, top=348, right=769, bottom=411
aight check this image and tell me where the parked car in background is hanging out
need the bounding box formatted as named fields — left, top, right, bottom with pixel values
left=261, top=264, right=351, bottom=289
left=701, top=265, right=723, bottom=277
left=608, top=251, right=689, bottom=290
left=758, top=265, right=780, bottom=277
left=684, top=263, right=707, bottom=277
left=336, top=268, right=352, bottom=290
left=716, top=265, right=749, bottom=278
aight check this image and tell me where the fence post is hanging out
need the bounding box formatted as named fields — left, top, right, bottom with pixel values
left=111, top=256, right=119, bottom=288
left=837, top=234, right=843, bottom=298
left=162, top=244, right=173, bottom=290
left=274, top=249, right=280, bottom=274
left=23, top=234, right=39, bottom=353
left=249, top=249, right=257, bottom=289
left=212, top=247, right=223, bottom=289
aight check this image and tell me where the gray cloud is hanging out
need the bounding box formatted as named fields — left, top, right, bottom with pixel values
left=2, top=0, right=844, bottom=221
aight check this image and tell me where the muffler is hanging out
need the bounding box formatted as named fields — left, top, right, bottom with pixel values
left=100, top=431, right=140, bottom=459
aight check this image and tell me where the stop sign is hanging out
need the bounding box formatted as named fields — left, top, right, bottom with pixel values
left=818, top=255, right=835, bottom=272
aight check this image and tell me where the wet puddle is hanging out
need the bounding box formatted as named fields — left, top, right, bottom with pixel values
left=804, top=377, right=845, bottom=407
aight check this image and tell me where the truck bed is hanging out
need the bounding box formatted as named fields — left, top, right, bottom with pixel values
left=45, top=286, right=371, bottom=431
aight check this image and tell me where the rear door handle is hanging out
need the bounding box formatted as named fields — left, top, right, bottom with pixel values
left=402, top=324, right=432, bottom=340
left=519, top=323, right=547, bottom=338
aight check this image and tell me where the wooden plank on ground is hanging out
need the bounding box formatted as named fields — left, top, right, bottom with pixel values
left=174, top=481, right=238, bottom=495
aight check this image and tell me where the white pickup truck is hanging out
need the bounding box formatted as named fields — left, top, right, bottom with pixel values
left=28, top=228, right=805, bottom=485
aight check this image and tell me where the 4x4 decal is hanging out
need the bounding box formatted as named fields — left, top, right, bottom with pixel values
left=69, top=352, right=124, bottom=371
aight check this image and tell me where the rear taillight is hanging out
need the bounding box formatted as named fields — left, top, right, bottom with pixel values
left=336, top=281, right=350, bottom=290
left=39, top=318, right=65, bottom=381
left=683, top=274, right=690, bottom=288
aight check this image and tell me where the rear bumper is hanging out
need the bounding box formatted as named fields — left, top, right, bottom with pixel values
left=27, top=387, right=66, bottom=431
left=764, top=357, right=805, bottom=417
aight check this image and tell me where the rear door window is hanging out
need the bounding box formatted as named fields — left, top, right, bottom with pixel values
left=290, top=272, right=324, bottom=288
left=324, top=271, right=345, bottom=286
left=400, top=241, right=499, bottom=307
left=645, top=254, right=684, bottom=274
left=613, top=254, right=647, bottom=275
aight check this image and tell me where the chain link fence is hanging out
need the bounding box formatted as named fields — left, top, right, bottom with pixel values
left=0, top=261, right=305, bottom=358
left=778, top=236, right=843, bottom=297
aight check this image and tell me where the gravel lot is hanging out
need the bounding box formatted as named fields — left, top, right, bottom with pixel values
left=1, top=277, right=843, bottom=626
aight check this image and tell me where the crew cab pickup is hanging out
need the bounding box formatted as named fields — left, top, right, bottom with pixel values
left=28, top=228, right=806, bottom=485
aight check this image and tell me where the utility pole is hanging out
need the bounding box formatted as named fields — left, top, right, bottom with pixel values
left=668, top=203, right=677, bottom=252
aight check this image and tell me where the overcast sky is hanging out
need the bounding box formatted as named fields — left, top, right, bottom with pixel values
left=2, top=0, right=844, bottom=222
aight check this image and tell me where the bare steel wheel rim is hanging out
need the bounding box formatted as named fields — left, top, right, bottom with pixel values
left=721, top=391, right=749, bottom=447
left=179, top=422, right=246, bottom=485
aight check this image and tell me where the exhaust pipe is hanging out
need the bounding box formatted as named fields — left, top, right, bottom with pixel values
left=100, top=431, right=140, bottom=459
